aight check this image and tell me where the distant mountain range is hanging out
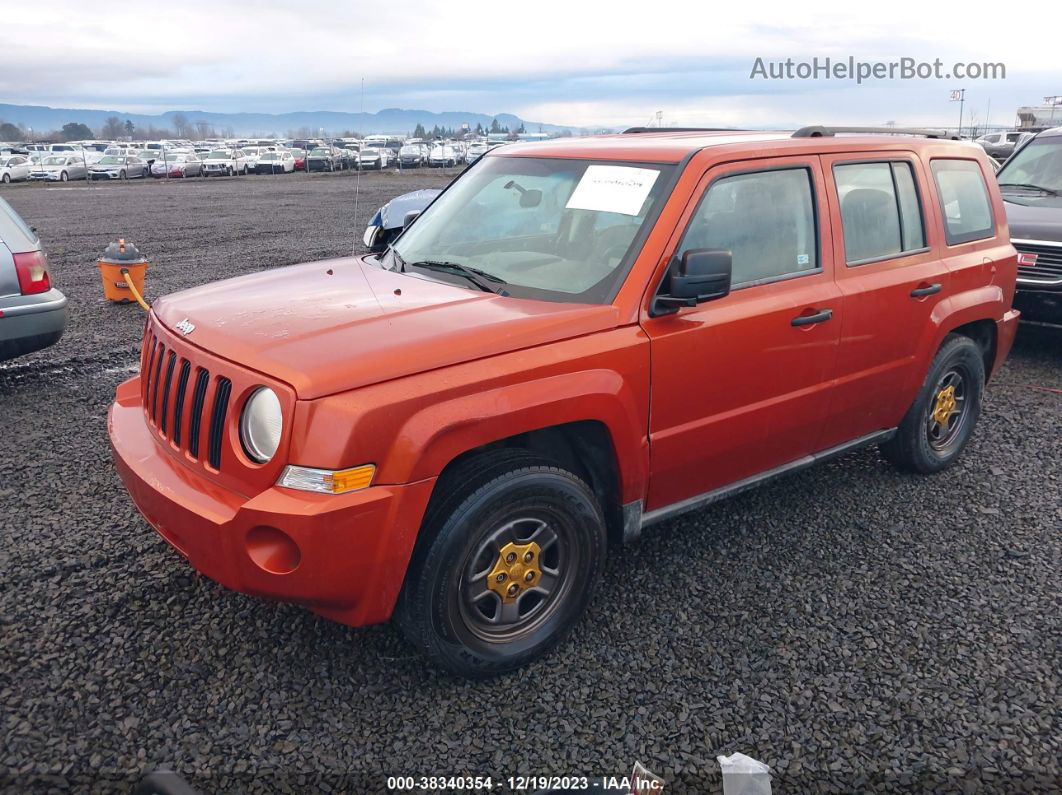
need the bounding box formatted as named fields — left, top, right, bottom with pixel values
left=0, top=103, right=586, bottom=137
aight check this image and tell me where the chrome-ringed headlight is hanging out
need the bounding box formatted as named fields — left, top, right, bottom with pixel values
left=239, top=387, right=283, bottom=463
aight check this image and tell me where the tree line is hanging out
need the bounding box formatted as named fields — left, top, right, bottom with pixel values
left=0, top=113, right=234, bottom=143
left=2, top=114, right=574, bottom=144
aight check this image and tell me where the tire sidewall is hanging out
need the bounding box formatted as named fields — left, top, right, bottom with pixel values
left=909, top=337, right=985, bottom=472
left=420, top=470, right=605, bottom=675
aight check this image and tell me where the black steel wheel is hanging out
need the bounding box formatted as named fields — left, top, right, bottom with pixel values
left=880, top=333, right=985, bottom=473
left=396, top=449, right=606, bottom=677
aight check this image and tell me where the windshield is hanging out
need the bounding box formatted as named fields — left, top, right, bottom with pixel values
left=42, top=156, right=67, bottom=165
left=97, top=156, right=122, bottom=165
left=390, top=156, right=673, bottom=304
left=309, top=149, right=330, bottom=156
left=207, top=151, right=230, bottom=159
left=996, top=136, right=1062, bottom=193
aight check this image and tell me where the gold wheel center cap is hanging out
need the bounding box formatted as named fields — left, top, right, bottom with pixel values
left=932, top=385, right=957, bottom=425
left=487, top=541, right=542, bottom=604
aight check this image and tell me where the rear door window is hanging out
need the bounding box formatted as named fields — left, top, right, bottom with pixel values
left=833, top=161, right=926, bottom=263
left=930, top=159, right=995, bottom=245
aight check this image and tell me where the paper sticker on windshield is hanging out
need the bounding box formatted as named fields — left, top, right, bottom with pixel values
left=565, top=165, right=660, bottom=216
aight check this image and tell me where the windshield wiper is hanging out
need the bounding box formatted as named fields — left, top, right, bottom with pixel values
left=998, top=182, right=1060, bottom=196
left=405, top=260, right=509, bottom=295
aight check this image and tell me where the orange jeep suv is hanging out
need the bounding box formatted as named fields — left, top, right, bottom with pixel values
left=109, top=126, right=1019, bottom=676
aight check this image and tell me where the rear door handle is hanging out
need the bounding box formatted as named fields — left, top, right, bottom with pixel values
left=910, top=283, right=942, bottom=298
left=791, top=308, right=833, bottom=327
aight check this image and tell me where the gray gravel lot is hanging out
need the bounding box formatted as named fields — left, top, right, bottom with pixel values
left=0, top=173, right=1059, bottom=794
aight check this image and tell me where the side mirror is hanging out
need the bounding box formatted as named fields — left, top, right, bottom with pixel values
left=403, top=210, right=422, bottom=228
left=651, top=249, right=731, bottom=316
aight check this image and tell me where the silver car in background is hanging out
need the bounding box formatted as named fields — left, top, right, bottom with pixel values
left=28, top=155, right=89, bottom=182
left=89, top=155, right=149, bottom=180
left=0, top=197, right=67, bottom=362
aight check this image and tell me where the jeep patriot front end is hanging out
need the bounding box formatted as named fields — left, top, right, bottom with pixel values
left=110, top=127, right=1019, bottom=676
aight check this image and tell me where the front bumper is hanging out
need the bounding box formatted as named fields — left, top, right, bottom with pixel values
left=1013, top=291, right=1062, bottom=329
left=108, top=377, right=436, bottom=626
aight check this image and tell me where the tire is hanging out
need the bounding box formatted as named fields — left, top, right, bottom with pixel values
left=2, top=173, right=9, bottom=183
left=226, top=167, right=233, bottom=177
left=395, top=449, right=607, bottom=678
left=118, top=170, right=126, bottom=181
left=60, top=171, right=69, bottom=182
left=142, top=168, right=149, bottom=178
left=879, top=333, right=985, bottom=474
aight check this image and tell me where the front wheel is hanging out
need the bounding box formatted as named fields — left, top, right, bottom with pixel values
left=396, top=450, right=606, bottom=677
left=880, top=334, right=985, bottom=474
left=60, top=171, right=69, bottom=182
left=2, top=173, right=9, bottom=183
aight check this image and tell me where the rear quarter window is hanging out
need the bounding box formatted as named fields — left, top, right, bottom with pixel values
left=0, top=197, right=39, bottom=254
left=930, top=159, right=995, bottom=245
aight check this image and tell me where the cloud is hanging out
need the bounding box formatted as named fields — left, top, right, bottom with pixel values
left=1, top=0, right=1055, bottom=128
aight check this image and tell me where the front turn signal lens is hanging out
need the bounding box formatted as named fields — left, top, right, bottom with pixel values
left=277, top=464, right=376, bottom=495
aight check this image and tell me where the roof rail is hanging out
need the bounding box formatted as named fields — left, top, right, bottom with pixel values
left=622, top=127, right=747, bottom=134
left=792, top=125, right=960, bottom=140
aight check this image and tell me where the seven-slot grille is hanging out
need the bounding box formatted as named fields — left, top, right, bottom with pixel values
left=1014, top=241, right=1062, bottom=284
left=140, top=326, right=232, bottom=470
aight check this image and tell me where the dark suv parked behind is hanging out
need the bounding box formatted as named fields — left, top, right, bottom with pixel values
left=996, top=127, right=1062, bottom=327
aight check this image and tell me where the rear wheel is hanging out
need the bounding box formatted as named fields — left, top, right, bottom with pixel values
left=396, top=450, right=606, bottom=677
left=880, top=334, right=985, bottom=474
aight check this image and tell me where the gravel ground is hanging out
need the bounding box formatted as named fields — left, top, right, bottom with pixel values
left=0, top=173, right=1059, bottom=794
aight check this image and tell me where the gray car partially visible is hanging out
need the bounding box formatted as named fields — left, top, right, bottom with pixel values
left=0, top=197, right=67, bottom=362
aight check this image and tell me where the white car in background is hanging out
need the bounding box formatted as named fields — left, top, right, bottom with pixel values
left=201, top=149, right=252, bottom=176
left=428, top=144, right=458, bottom=167
left=255, top=150, right=296, bottom=174
left=464, top=142, right=490, bottom=164
left=358, top=147, right=392, bottom=170
left=1, top=155, right=32, bottom=183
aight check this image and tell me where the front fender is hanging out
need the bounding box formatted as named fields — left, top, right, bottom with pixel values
left=288, top=327, right=651, bottom=505
left=385, top=369, right=647, bottom=500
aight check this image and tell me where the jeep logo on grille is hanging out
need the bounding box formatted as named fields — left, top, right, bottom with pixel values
left=175, top=318, right=196, bottom=336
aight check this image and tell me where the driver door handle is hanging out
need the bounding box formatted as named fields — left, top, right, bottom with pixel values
left=910, top=283, right=942, bottom=298
left=791, top=308, right=833, bottom=327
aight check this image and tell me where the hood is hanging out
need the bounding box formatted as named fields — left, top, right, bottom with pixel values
left=1003, top=196, right=1062, bottom=242
left=152, top=257, right=619, bottom=400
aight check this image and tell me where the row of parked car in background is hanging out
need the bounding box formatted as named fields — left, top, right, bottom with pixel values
left=0, top=135, right=510, bottom=184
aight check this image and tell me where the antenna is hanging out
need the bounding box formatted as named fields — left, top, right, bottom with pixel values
left=353, top=78, right=365, bottom=256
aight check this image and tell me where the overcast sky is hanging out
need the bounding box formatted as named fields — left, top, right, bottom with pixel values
left=2, top=0, right=1057, bottom=129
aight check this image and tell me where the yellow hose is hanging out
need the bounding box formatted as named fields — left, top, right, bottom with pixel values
left=120, top=268, right=152, bottom=312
